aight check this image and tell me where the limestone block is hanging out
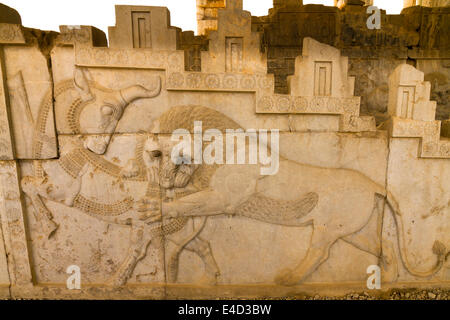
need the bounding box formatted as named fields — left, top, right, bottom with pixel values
left=386, top=64, right=449, bottom=158
left=197, top=20, right=218, bottom=36
left=56, top=25, right=107, bottom=47
left=0, top=161, right=32, bottom=286
left=4, top=46, right=57, bottom=159
left=200, top=2, right=267, bottom=74
left=0, top=51, right=14, bottom=160
left=388, top=64, right=436, bottom=121
left=385, top=117, right=450, bottom=158
left=258, top=38, right=376, bottom=133
left=288, top=38, right=355, bottom=98
left=0, top=23, right=25, bottom=44
left=109, top=6, right=180, bottom=50
left=386, top=138, right=449, bottom=281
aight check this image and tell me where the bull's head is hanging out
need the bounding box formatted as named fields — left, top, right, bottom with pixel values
left=73, top=68, right=161, bottom=155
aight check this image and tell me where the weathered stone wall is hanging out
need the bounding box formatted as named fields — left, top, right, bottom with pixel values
left=405, top=0, right=450, bottom=8
left=252, top=3, right=450, bottom=123
left=191, top=1, right=450, bottom=123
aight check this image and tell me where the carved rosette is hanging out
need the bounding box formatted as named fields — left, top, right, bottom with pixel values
left=75, top=48, right=169, bottom=69
left=166, top=72, right=273, bottom=93
left=257, top=96, right=361, bottom=115
left=168, top=72, right=185, bottom=87
left=390, top=117, right=450, bottom=159
left=223, top=74, right=238, bottom=89
left=258, top=96, right=274, bottom=112
left=186, top=73, right=203, bottom=88
left=205, top=74, right=221, bottom=89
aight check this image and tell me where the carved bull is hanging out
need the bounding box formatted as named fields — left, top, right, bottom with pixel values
left=19, top=74, right=223, bottom=287
left=21, top=68, right=161, bottom=238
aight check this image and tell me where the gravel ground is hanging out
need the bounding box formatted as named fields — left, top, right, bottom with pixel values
left=289, top=288, right=449, bottom=300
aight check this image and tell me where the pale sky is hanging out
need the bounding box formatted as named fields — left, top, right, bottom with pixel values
left=2, top=0, right=404, bottom=35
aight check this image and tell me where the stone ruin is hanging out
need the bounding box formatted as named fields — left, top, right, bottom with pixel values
left=0, top=0, right=448, bottom=299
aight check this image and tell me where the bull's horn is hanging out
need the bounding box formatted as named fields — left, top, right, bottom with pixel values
left=119, top=77, right=161, bottom=105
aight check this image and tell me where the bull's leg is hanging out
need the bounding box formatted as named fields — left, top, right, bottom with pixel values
left=275, top=230, right=337, bottom=286
left=107, top=225, right=153, bottom=286
left=185, top=237, right=221, bottom=285
left=21, top=176, right=59, bottom=239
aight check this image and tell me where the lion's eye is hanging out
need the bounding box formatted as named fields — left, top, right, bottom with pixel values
left=101, top=106, right=114, bottom=116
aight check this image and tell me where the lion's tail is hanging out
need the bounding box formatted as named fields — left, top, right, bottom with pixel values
left=385, top=191, right=447, bottom=278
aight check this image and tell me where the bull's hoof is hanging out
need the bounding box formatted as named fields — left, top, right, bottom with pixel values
left=275, top=268, right=300, bottom=287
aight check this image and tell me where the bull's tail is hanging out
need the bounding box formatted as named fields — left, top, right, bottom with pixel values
left=385, top=192, right=447, bottom=278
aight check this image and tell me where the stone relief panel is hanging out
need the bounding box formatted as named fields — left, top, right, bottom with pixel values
left=4, top=46, right=57, bottom=159
left=200, top=1, right=267, bottom=74
left=384, top=64, right=450, bottom=159
left=257, top=37, right=376, bottom=133
left=0, top=2, right=448, bottom=299
left=0, top=55, right=14, bottom=160
left=16, top=100, right=448, bottom=290
left=0, top=161, right=33, bottom=287
left=108, top=6, right=180, bottom=51
left=20, top=134, right=165, bottom=286
left=386, top=138, right=450, bottom=282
